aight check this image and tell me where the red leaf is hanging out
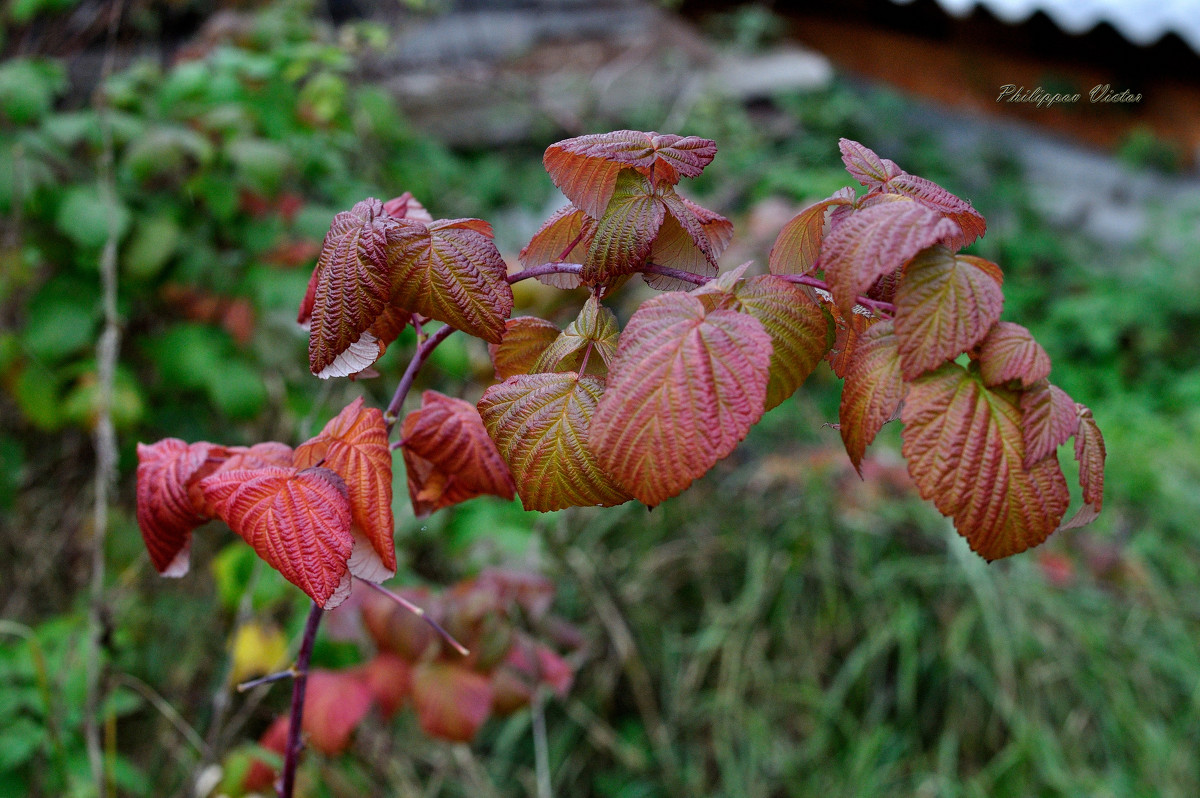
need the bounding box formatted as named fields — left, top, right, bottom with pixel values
left=1019, top=381, right=1079, bottom=467
left=544, top=131, right=716, bottom=216
left=302, top=669, right=374, bottom=754
left=388, top=218, right=514, bottom=344
left=822, top=196, right=960, bottom=315
left=400, top=390, right=516, bottom=517
left=581, top=171, right=666, bottom=286
left=683, top=196, right=734, bottom=254
left=839, top=138, right=903, bottom=187
left=978, top=321, right=1051, bottom=387
left=293, top=398, right=396, bottom=582
left=306, top=199, right=400, bottom=377
left=901, top=363, right=1070, bottom=560
left=135, top=439, right=222, bottom=576
left=488, top=317, right=563, bottom=380
left=820, top=294, right=877, bottom=379
left=839, top=321, right=905, bottom=474
left=734, top=275, right=830, bottom=410
left=382, top=191, right=433, bottom=222
left=590, top=290, right=772, bottom=506
left=412, top=661, right=494, bottom=742
left=242, top=715, right=289, bottom=792
left=769, top=192, right=855, bottom=276
left=491, top=636, right=573, bottom=716
left=894, top=246, right=1004, bottom=379
left=1060, top=403, right=1105, bottom=529
left=360, top=653, right=412, bottom=719
left=200, top=466, right=354, bottom=608
left=884, top=173, right=987, bottom=248
left=517, top=206, right=596, bottom=289
left=475, top=568, right=556, bottom=620
left=479, top=373, right=632, bottom=512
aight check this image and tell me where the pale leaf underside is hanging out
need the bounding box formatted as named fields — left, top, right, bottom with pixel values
left=590, top=291, right=772, bottom=507
left=1059, top=403, right=1106, bottom=530
left=894, top=246, right=1004, bottom=380
left=479, top=373, right=630, bottom=512
left=901, top=364, right=1070, bottom=560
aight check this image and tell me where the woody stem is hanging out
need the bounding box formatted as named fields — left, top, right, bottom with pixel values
left=384, top=324, right=458, bottom=432
left=277, top=601, right=322, bottom=798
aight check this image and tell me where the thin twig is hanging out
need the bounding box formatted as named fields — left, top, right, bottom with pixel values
left=360, top=579, right=469, bottom=656
left=236, top=669, right=297, bottom=693
left=640, top=263, right=709, bottom=287
left=781, top=273, right=897, bottom=315
left=277, top=602, right=323, bottom=798
left=85, top=3, right=126, bottom=794
left=506, top=262, right=584, bottom=284
left=384, top=324, right=457, bottom=432
left=531, top=690, right=553, bottom=798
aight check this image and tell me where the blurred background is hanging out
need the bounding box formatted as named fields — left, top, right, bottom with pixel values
left=2, top=0, right=1199, bottom=795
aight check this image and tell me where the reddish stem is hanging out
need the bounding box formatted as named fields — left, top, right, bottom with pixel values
left=781, top=273, right=896, bottom=316
left=507, top=261, right=584, bottom=284
left=640, top=263, right=708, bottom=287
left=277, top=601, right=323, bottom=798
left=384, top=324, right=457, bottom=432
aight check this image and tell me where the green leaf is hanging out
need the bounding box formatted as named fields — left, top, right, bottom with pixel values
left=205, top=360, right=266, bottom=419
left=0, top=59, right=66, bottom=123
left=122, top=215, right=181, bottom=281
left=590, top=290, right=772, bottom=506
left=0, top=716, right=45, bottom=770
left=733, top=275, right=829, bottom=410
left=901, top=363, right=1070, bottom=560
left=894, top=246, right=1004, bottom=379
left=21, top=295, right=94, bottom=362
left=479, top=373, right=631, bottom=512
left=488, top=317, right=562, bottom=380
left=533, top=296, right=619, bottom=375
left=55, top=187, right=131, bottom=251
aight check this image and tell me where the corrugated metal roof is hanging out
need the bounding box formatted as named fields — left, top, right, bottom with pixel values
left=891, top=0, right=1200, bottom=52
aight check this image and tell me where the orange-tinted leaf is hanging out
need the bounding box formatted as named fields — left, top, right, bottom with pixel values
left=840, top=138, right=902, bottom=187
left=294, top=397, right=396, bottom=582
left=822, top=197, right=960, bottom=315
left=769, top=191, right=855, bottom=276
left=959, top=255, right=1004, bottom=285
left=894, top=246, right=1004, bottom=379
left=544, top=131, right=716, bottom=216
left=644, top=190, right=728, bottom=290
left=839, top=321, right=905, bottom=473
left=735, top=275, right=830, bottom=410
left=1019, top=381, right=1079, bottom=467
left=400, top=390, right=516, bottom=517
left=978, top=321, right=1051, bottom=387
left=361, top=653, right=412, bottom=719
left=581, top=171, right=665, bottom=286
left=412, top=661, right=494, bottom=742
left=683, top=196, right=735, bottom=254
left=1060, top=403, right=1105, bottom=529
left=517, top=206, right=595, bottom=289
left=302, top=669, right=374, bottom=755
left=135, top=439, right=221, bottom=577
left=479, top=373, right=631, bottom=512
left=901, top=363, right=1070, bottom=560
left=590, top=291, right=772, bottom=506
left=388, top=218, right=514, bottom=344
left=382, top=191, right=433, bottom=222
left=307, top=199, right=399, bottom=377
left=200, top=466, right=354, bottom=608
left=533, top=296, right=619, bottom=375
left=489, top=317, right=563, bottom=380
left=368, top=305, right=411, bottom=348
left=885, top=173, right=987, bottom=248
left=822, top=296, right=876, bottom=379
left=187, top=442, right=294, bottom=517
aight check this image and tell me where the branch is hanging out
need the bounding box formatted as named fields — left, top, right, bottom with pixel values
left=360, top=579, right=469, bottom=657
left=277, top=602, right=323, bottom=798
left=384, top=323, right=457, bottom=432
left=639, top=263, right=709, bottom=287
left=507, top=262, right=583, bottom=284
left=780, top=273, right=896, bottom=316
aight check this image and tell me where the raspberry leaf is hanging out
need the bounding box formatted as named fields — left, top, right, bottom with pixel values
left=488, top=317, right=563, bottom=380
left=978, top=321, right=1052, bottom=388
left=734, top=275, right=830, bottom=410
left=769, top=190, right=856, bottom=276
left=901, top=363, right=1070, bottom=560
left=479, top=373, right=631, bottom=512
left=581, top=171, right=665, bottom=286
left=590, top=290, right=772, bottom=506
left=894, top=246, right=1004, bottom=379
left=1060, top=403, right=1106, bottom=530
left=135, top=439, right=224, bottom=577
left=200, top=466, right=355, bottom=608
left=839, top=138, right=903, bottom=188
left=533, top=296, right=620, bottom=375
left=839, top=321, right=905, bottom=474
left=1019, top=381, right=1079, bottom=467
left=400, top=390, right=516, bottom=517
left=518, top=206, right=595, bottom=289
